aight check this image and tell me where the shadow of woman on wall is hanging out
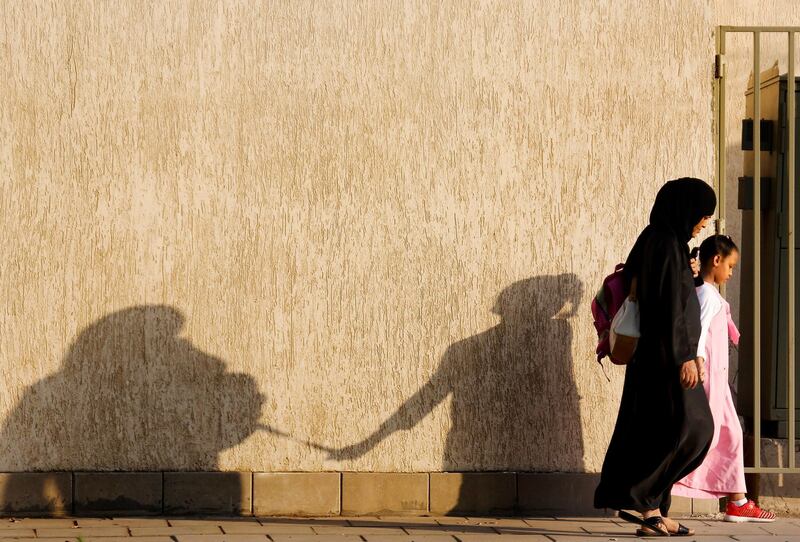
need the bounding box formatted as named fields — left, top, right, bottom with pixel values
left=328, top=274, right=584, bottom=514
left=0, top=305, right=263, bottom=515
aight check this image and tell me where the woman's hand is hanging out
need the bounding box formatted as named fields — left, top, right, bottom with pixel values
left=695, top=356, right=706, bottom=383
left=680, top=359, right=699, bottom=389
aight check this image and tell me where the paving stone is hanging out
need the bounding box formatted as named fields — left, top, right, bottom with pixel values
left=174, top=535, right=269, bottom=542
left=346, top=518, right=443, bottom=533
left=213, top=525, right=264, bottom=535
left=548, top=537, right=732, bottom=542
left=175, top=521, right=260, bottom=529
left=267, top=518, right=350, bottom=526
left=512, top=518, right=617, bottom=538
left=518, top=473, right=602, bottom=516
left=562, top=519, right=631, bottom=536
left=342, top=473, right=428, bottom=516
left=429, top=473, right=515, bottom=516
left=253, top=473, right=339, bottom=517
left=520, top=518, right=593, bottom=533
left=256, top=525, right=318, bottom=535
left=0, top=523, right=46, bottom=532
left=219, top=524, right=307, bottom=535
left=76, top=518, right=167, bottom=527
left=732, top=536, right=800, bottom=542
left=311, top=525, right=406, bottom=535
left=56, top=540, right=184, bottom=542
left=167, top=516, right=260, bottom=527
left=403, top=523, right=496, bottom=535
left=758, top=520, right=800, bottom=535
left=131, top=526, right=223, bottom=536
left=0, top=519, right=76, bottom=528
left=164, top=473, right=252, bottom=516
left=462, top=518, right=530, bottom=527
left=110, top=519, right=170, bottom=526
left=0, top=530, right=36, bottom=538
left=35, top=527, right=131, bottom=538
left=678, top=519, right=770, bottom=535
left=429, top=517, right=501, bottom=532
left=347, top=518, right=419, bottom=528
left=361, top=536, right=457, bottom=542
left=375, top=517, right=442, bottom=525
left=544, top=520, right=626, bottom=523
left=258, top=518, right=349, bottom=530
left=378, top=516, right=439, bottom=523
left=269, top=536, right=363, bottom=542
left=169, top=520, right=228, bottom=526
left=0, top=473, right=72, bottom=516
left=456, top=536, right=550, bottom=542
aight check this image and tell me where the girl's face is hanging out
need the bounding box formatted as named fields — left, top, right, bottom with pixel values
left=711, top=250, right=739, bottom=285
left=692, top=215, right=714, bottom=238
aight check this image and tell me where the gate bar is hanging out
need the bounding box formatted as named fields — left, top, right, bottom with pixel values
left=722, top=26, right=800, bottom=33
left=753, top=30, right=762, bottom=469
left=789, top=31, right=796, bottom=469
left=716, top=29, right=727, bottom=303
left=717, top=29, right=727, bottom=237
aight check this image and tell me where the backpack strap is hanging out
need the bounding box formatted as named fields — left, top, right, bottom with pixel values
left=629, top=277, right=638, bottom=302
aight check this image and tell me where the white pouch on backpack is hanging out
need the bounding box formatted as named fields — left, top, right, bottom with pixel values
left=609, top=282, right=640, bottom=364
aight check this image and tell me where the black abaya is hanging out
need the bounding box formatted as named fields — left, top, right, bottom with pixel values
left=594, top=178, right=717, bottom=514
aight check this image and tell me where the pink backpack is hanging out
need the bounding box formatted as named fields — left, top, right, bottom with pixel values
left=591, top=264, right=629, bottom=366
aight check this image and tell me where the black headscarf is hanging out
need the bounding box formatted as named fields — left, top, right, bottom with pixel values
left=649, top=178, right=717, bottom=243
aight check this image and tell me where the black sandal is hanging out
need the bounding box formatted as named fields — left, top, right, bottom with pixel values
left=670, top=523, right=693, bottom=536
left=618, top=510, right=670, bottom=537
left=635, top=517, right=672, bottom=537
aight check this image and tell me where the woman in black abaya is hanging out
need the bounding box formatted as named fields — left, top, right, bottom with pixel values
left=595, top=178, right=717, bottom=537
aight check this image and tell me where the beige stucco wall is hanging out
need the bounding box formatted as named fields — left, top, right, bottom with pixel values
left=0, top=1, right=722, bottom=474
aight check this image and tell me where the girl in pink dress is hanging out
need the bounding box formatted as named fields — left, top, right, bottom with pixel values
left=672, top=235, right=776, bottom=522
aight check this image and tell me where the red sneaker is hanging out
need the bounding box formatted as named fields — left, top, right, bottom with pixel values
left=724, top=500, right=776, bottom=523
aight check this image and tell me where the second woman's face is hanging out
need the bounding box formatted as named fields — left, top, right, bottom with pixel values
left=692, top=215, right=714, bottom=238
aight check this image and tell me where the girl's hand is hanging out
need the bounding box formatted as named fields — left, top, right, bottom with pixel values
left=690, top=257, right=700, bottom=278
left=695, top=356, right=706, bottom=383
left=680, top=359, right=699, bottom=389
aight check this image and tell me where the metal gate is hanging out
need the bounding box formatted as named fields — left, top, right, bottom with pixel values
left=715, top=26, right=799, bottom=474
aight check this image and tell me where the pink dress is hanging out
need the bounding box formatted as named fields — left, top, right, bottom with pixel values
left=672, top=282, right=747, bottom=498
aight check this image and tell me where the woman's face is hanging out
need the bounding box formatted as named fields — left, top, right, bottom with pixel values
left=692, top=215, right=714, bottom=238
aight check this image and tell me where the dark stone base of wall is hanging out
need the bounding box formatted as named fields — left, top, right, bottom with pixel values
left=0, top=472, right=712, bottom=517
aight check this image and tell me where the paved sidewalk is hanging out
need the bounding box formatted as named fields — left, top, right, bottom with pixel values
left=0, top=515, right=798, bottom=541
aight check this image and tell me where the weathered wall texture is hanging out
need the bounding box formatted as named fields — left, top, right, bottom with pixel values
left=0, top=1, right=718, bottom=474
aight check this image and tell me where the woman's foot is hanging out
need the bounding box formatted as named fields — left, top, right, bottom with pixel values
left=635, top=516, right=670, bottom=537
left=724, top=499, right=776, bottom=522
left=661, top=516, right=694, bottom=536
left=619, top=511, right=669, bottom=536
left=639, top=514, right=694, bottom=536
left=620, top=510, right=695, bottom=536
